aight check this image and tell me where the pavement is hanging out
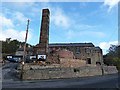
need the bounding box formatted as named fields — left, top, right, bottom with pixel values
left=1, top=62, right=120, bottom=89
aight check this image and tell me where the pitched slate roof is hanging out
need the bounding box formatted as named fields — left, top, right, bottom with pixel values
left=48, top=43, right=94, bottom=47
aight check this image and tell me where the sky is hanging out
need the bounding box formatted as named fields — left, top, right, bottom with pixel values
left=0, top=0, right=119, bottom=55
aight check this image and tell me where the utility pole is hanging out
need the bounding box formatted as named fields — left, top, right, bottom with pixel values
left=20, top=19, right=30, bottom=79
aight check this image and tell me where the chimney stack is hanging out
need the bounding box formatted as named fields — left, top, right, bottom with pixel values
left=37, top=9, right=50, bottom=59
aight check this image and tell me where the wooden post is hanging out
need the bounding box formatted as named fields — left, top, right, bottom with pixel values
left=20, top=19, right=30, bottom=79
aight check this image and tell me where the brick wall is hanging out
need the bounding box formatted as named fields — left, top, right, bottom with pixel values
left=57, top=49, right=74, bottom=59
left=60, top=58, right=86, bottom=68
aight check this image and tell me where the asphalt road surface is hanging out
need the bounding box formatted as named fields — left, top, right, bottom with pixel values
left=2, top=62, right=120, bottom=89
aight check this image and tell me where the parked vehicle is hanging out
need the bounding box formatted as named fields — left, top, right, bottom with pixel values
left=7, top=57, right=21, bottom=63
left=6, top=55, right=22, bottom=63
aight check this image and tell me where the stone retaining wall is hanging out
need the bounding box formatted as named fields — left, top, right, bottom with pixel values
left=18, top=64, right=118, bottom=80
left=103, top=66, right=118, bottom=74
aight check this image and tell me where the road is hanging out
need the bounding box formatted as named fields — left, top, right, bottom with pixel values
left=1, top=62, right=120, bottom=89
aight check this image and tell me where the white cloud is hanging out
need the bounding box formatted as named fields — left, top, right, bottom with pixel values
left=51, top=7, right=71, bottom=28
left=104, top=0, right=120, bottom=11
left=12, top=12, right=29, bottom=24
left=26, top=3, right=73, bottom=28
left=1, top=9, right=29, bottom=27
left=99, top=41, right=118, bottom=54
left=0, top=15, right=14, bottom=29
left=1, top=12, right=32, bottom=42
left=99, top=41, right=118, bottom=49
left=1, top=29, right=32, bottom=42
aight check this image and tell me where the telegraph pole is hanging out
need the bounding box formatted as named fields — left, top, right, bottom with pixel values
left=20, top=19, right=30, bottom=79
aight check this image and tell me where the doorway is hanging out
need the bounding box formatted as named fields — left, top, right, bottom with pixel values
left=87, top=58, right=91, bottom=64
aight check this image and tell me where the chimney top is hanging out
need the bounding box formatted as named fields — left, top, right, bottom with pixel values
left=42, top=8, right=50, bottom=13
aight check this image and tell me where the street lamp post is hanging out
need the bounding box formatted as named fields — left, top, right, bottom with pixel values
left=20, top=19, right=30, bottom=79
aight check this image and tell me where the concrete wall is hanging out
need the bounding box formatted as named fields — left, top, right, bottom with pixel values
left=18, top=64, right=118, bottom=80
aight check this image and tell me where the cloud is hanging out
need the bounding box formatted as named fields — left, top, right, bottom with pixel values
left=27, top=3, right=70, bottom=28
left=99, top=41, right=118, bottom=54
left=104, top=0, right=120, bottom=12
left=1, top=7, right=30, bottom=26
left=99, top=41, right=118, bottom=50
left=1, top=12, right=32, bottom=42
left=1, top=29, right=32, bottom=42
left=51, top=7, right=71, bottom=28
left=12, top=11, right=29, bottom=25
left=0, top=15, right=14, bottom=29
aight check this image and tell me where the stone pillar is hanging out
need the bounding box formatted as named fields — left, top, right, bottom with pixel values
left=37, top=9, right=50, bottom=59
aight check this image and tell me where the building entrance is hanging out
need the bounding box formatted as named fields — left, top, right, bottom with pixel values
left=87, top=58, right=91, bottom=64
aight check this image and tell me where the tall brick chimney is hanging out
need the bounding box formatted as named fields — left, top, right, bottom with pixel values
left=37, top=9, right=50, bottom=58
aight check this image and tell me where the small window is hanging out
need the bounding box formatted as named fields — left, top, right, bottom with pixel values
left=76, top=47, right=80, bottom=54
left=85, top=48, right=91, bottom=53
left=74, top=69, right=79, bottom=72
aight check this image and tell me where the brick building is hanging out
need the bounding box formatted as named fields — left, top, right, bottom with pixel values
left=48, top=43, right=103, bottom=65
left=15, top=8, right=103, bottom=66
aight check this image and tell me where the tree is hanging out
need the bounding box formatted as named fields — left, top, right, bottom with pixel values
left=103, top=45, right=120, bottom=71
left=2, top=39, right=32, bottom=54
